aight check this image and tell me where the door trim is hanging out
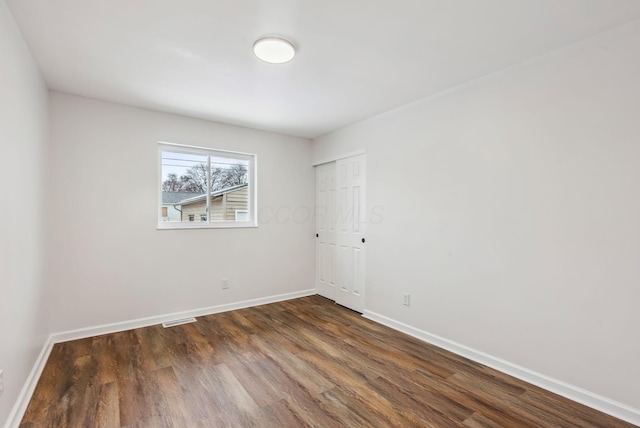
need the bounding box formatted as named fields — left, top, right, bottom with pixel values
left=312, top=149, right=366, bottom=166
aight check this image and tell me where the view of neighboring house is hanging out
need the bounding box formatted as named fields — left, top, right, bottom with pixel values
left=179, top=183, right=249, bottom=222
left=161, top=191, right=203, bottom=221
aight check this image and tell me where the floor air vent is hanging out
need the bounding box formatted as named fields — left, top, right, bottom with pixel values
left=162, top=317, right=197, bottom=328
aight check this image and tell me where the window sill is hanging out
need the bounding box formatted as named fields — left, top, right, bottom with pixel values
left=157, top=222, right=258, bottom=230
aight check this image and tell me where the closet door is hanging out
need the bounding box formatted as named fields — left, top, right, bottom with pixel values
left=315, top=162, right=337, bottom=300
left=334, top=154, right=366, bottom=313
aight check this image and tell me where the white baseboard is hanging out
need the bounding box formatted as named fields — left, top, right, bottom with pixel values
left=4, top=336, right=54, bottom=428
left=5, top=289, right=315, bottom=428
left=52, top=289, right=316, bottom=343
left=363, top=310, right=640, bottom=427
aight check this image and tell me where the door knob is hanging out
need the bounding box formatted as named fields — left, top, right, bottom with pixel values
left=361, top=238, right=365, bottom=243
left=316, top=233, right=319, bottom=238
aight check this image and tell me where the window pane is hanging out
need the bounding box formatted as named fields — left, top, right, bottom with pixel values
left=158, top=143, right=256, bottom=229
left=161, top=150, right=208, bottom=223
left=235, top=210, right=249, bottom=221
left=209, top=156, right=250, bottom=222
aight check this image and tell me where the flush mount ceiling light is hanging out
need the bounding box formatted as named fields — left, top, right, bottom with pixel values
left=253, top=37, right=296, bottom=64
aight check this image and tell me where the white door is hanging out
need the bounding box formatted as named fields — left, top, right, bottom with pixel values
left=315, top=162, right=337, bottom=300
left=335, top=154, right=366, bottom=312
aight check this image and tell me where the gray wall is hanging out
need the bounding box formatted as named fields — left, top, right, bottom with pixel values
left=48, top=92, right=315, bottom=332
left=0, top=0, right=51, bottom=423
left=314, top=21, right=640, bottom=409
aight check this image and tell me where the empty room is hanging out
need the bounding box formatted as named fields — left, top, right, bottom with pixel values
left=2, top=0, right=639, bottom=427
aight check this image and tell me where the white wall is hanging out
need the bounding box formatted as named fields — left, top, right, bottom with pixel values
left=313, top=22, right=640, bottom=410
left=48, top=93, right=315, bottom=333
left=0, top=0, right=50, bottom=424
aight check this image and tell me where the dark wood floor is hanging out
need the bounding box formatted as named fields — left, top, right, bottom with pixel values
left=21, top=295, right=634, bottom=427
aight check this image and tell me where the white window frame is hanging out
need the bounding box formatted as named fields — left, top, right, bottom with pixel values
left=158, top=142, right=257, bottom=229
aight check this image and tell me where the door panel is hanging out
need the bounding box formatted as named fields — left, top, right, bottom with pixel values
left=315, top=155, right=366, bottom=312
left=315, top=163, right=336, bottom=300
left=334, top=154, right=366, bottom=312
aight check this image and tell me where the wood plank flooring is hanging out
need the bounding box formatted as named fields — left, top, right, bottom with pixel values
left=20, top=295, right=635, bottom=427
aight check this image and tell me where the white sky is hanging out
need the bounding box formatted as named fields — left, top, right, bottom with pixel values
left=161, top=150, right=249, bottom=181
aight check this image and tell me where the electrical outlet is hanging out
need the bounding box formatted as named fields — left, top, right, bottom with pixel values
left=222, top=278, right=229, bottom=289
left=402, top=293, right=410, bottom=306
left=0, top=369, right=4, bottom=396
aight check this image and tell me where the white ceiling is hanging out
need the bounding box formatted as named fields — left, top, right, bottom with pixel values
left=7, top=0, right=640, bottom=138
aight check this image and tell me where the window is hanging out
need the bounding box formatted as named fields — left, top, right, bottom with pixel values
left=158, top=142, right=256, bottom=229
